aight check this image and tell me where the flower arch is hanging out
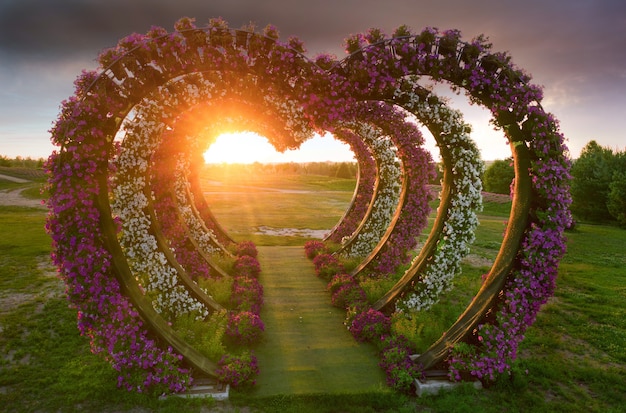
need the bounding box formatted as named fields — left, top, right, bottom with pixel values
left=47, top=18, right=571, bottom=393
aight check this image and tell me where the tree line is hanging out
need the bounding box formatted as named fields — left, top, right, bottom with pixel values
left=482, top=141, right=626, bottom=226
left=203, top=161, right=360, bottom=179
left=4, top=145, right=624, bottom=226
left=0, top=155, right=45, bottom=168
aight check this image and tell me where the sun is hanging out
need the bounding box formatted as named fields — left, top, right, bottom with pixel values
left=203, top=132, right=355, bottom=164
left=203, top=132, right=281, bottom=164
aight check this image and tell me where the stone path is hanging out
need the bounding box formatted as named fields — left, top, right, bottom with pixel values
left=252, top=246, right=386, bottom=396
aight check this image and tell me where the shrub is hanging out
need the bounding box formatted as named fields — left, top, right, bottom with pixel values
left=197, top=276, right=233, bottom=307
left=173, top=310, right=228, bottom=361
left=331, top=283, right=367, bottom=310
left=349, top=309, right=391, bottom=343
left=304, top=240, right=327, bottom=259
left=483, top=158, right=514, bottom=195
left=226, top=311, right=265, bottom=346
left=313, top=253, right=344, bottom=280
left=230, top=276, right=264, bottom=314
left=210, top=252, right=236, bottom=274
left=378, top=335, right=420, bottom=393
left=360, top=276, right=398, bottom=303
left=216, top=351, right=259, bottom=388
left=233, top=255, right=261, bottom=278
left=234, top=240, right=258, bottom=258
left=327, top=273, right=357, bottom=295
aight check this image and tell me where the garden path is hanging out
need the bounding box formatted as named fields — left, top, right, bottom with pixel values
left=252, top=245, right=387, bottom=396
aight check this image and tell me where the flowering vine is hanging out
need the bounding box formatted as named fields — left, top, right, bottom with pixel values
left=337, top=121, right=402, bottom=258
left=47, top=18, right=571, bottom=394
left=324, top=129, right=377, bottom=244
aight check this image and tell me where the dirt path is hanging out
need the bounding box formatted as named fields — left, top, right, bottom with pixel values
left=252, top=246, right=386, bottom=397
left=0, top=174, right=46, bottom=209
left=0, top=187, right=46, bottom=209
left=0, top=173, right=31, bottom=183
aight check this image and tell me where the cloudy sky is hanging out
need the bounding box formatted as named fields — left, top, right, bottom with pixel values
left=1, top=0, right=624, bottom=162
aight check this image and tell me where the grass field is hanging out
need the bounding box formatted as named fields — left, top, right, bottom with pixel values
left=0, top=171, right=624, bottom=412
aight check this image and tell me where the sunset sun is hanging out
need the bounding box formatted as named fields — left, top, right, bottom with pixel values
left=203, top=131, right=355, bottom=164
left=203, top=132, right=279, bottom=164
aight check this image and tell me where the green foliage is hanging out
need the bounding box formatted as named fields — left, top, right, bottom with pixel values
left=338, top=254, right=363, bottom=273
left=196, top=276, right=232, bottom=310
left=1, top=175, right=625, bottom=412
left=607, top=153, right=626, bottom=225
left=360, top=276, right=397, bottom=303
left=216, top=350, right=259, bottom=388
left=173, top=310, right=228, bottom=361
left=210, top=252, right=236, bottom=274
left=0, top=155, right=45, bottom=169
left=482, top=158, right=514, bottom=194
left=390, top=261, right=486, bottom=352
left=571, top=140, right=626, bottom=224
left=335, top=162, right=356, bottom=179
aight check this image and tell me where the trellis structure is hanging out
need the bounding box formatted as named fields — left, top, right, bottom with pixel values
left=47, top=17, right=571, bottom=393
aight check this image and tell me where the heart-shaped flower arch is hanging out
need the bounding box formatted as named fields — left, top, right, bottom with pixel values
left=46, top=17, right=572, bottom=393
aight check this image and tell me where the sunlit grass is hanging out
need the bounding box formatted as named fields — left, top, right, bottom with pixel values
left=201, top=171, right=355, bottom=245
left=251, top=246, right=389, bottom=398
left=1, top=170, right=625, bottom=412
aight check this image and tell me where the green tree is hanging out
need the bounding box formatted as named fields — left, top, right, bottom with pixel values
left=335, top=162, right=354, bottom=179
left=570, top=141, right=615, bottom=222
left=483, top=158, right=514, bottom=194
left=607, top=152, right=626, bottom=226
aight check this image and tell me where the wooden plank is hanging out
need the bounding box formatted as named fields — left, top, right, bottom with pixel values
left=96, top=174, right=219, bottom=377
left=414, top=141, right=532, bottom=369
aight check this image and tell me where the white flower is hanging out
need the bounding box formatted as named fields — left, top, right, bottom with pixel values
left=339, top=123, right=402, bottom=258
left=392, top=81, right=483, bottom=312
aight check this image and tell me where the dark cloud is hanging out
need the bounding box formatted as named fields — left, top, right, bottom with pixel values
left=0, top=0, right=624, bottom=158
left=3, top=0, right=625, bottom=67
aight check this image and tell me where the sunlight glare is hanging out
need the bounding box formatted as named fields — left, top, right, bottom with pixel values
left=203, top=132, right=355, bottom=164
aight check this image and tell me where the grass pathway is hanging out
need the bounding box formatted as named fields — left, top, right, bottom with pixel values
left=251, top=246, right=387, bottom=397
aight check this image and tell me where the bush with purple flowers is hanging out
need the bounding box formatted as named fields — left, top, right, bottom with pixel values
left=331, top=283, right=368, bottom=310
left=327, top=273, right=357, bottom=295
left=378, top=335, right=420, bottom=393
left=304, top=240, right=327, bottom=259
left=233, top=255, right=261, bottom=279
left=313, top=253, right=344, bottom=280
left=349, top=309, right=391, bottom=343
left=234, top=240, right=258, bottom=258
left=230, top=275, right=264, bottom=315
left=216, top=351, right=260, bottom=388
left=226, top=311, right=265, bottom=346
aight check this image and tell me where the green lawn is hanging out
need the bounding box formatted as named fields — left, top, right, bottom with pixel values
left=252, top=246, right=388, bottom=397
left=200, top=171, right=355, bottom=246
left=0, top=173, right=624, bottom=412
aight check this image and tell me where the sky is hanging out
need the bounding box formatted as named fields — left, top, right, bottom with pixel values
left=1, top=0, right=625, bottom=163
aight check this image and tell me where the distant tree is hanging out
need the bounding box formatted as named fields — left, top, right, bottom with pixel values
left=570, top=140, right=615, bottom=222
left=607, top=152, right=626, bottom=226
left=0, top=155, right=44, bottom=168
left=483, top=158, right=514, bottom=194
left=335, top=162, right=354, bottom=179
